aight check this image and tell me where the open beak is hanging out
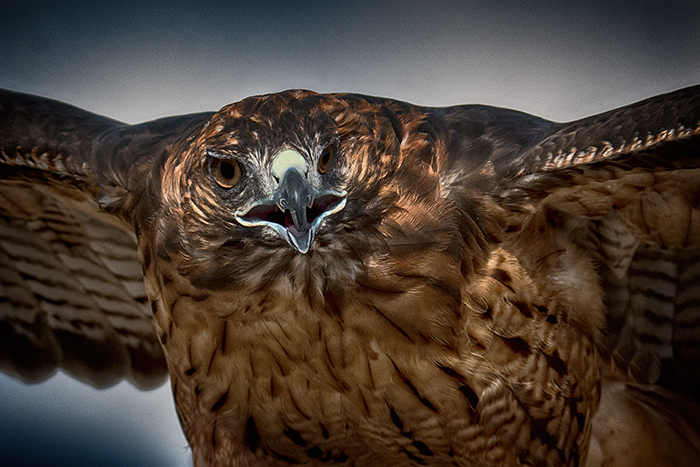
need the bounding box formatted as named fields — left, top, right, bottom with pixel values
left=235, top=151, right=346, bottom=253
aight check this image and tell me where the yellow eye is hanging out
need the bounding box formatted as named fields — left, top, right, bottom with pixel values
left=318, top=145, right=335, bottom=174
left=210, top=158, right=242, bottom=189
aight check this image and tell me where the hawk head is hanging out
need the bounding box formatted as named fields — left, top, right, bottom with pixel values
left=202, top=91, right=350, bottom=255
left=148, top=90, right=410, bottom=291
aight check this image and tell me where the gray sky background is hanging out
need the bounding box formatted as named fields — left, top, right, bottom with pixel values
left=3, top=0, right=700, bottom=123
left=1, top=1, right=699, bottom=465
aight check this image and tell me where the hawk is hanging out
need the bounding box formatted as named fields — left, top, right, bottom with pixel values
left=1, top=86, right=699, bottom=467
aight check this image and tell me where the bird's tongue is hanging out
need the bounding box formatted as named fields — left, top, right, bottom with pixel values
left=283, top=210, right=310, bottom=238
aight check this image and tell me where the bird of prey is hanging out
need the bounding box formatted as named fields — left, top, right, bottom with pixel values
left=0, top=85, right=699, bottom=467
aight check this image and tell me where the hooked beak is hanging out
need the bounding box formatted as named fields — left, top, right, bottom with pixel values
left=235, top=151, right=346, bottom=253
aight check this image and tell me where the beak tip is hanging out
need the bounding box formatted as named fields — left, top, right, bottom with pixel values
left=289, top=230, right=313, bottom=254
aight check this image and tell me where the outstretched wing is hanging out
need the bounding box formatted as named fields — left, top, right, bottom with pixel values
left=485, top=84, right=700, bottom=396
left=432, top=85, right=700, bottom=464
left=0, top=89, right=213, bottom=388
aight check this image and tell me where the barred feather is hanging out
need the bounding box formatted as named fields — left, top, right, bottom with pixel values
left=0, top=178, right=166, bottom=388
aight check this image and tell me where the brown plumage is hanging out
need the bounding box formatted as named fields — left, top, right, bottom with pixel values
left=1, top=86, right=699, bottom=466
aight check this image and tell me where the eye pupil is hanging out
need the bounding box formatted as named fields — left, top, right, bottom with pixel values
left=318, top=145, right=335, bottom=174
left=210, top=157, right=242, bottom=188
left=220, top=161, right=236, bottom=179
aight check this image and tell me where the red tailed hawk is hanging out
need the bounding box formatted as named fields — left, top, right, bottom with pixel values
left=1, top=86, right=699, bottom=466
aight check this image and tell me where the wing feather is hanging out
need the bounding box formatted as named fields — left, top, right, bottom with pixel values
left=484, top=85, right=700, bottom=398
left=0, top=89, right=212, bottom=388
left=511, top=84, right=700, bottom=176
left=419, top=84, right=699, bottom=399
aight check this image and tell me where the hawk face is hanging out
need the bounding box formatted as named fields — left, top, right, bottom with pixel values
left=200, top=90, right=348, bottom=251
left=152, top=91, right=379, bottom=289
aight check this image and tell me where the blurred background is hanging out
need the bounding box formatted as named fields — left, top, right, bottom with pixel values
left=1, top=1, right=699, bottom=465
